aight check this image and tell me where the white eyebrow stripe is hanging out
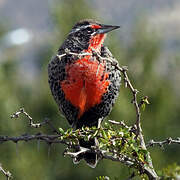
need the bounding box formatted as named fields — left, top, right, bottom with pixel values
left=69, top=25, right=91, bottom=35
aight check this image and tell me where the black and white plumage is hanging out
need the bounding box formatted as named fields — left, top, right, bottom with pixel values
left=48, top=19, right=121, bottom=167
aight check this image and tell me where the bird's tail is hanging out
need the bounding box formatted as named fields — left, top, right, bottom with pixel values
left=73, top=138, right=99, bottom=168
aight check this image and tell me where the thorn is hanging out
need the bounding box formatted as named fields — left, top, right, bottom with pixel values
left=167, top=137, right=172, bottom=144
left=124, top=78, right=128, bottom=88
left=131, top=99, right=135, bottom=104
left=159, top=143, right=164, bottom=149
left=63, top=147, right=69, bottom=157
left=149, top=140, right=154, bottom=146
left=48, top=143, right=51, bottom=158
left=16, top=142, right=19, bottom=157
left=20, top=108, right=24, bottom=113
left=111, top=61, right=118, bottom=66
left=133, top=89, right=139, bottom=94
left=122, top=66, right=128, bottom=71
left=37, top=139, right=40, bottom=152
left=65, top=48, right=70, bottom=54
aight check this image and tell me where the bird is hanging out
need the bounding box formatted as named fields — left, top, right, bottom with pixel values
left=48, top=19, right=121, bottom=168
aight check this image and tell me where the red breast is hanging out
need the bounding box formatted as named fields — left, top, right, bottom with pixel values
left=61, top=55, right=109, bottom=118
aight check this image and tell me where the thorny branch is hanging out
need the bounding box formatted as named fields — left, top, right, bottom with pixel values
left=0, top=131, right=135, bottom=167
left=11, top=108, right=48, bottom=128
left=0, top=163, right=12, bottom=180
left=94, top=49, right=158, bottom=179
left=147, top=137, right=180, bottom=148
left=0, top=133, right=64, bottom=145
left=11, top=108, right=60, bottom=134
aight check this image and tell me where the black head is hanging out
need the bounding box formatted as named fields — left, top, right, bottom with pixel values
left=66, top=19, right=120, bottom=51
left=69, top=19, right=120, bottom=37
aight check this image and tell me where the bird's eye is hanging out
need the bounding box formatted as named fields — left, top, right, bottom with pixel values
left=86, top=27, right=92, bottom=33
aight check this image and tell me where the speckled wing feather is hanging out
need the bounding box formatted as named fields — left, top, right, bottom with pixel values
left=48, top=53, right=79, bottom=126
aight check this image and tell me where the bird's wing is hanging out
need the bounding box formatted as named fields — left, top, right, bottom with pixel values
left=101, top=46, right=119, bottom=65
left=48, top=54, right=78, bottom=126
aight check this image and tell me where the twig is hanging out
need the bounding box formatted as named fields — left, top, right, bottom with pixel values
left=100, top=150, right=134, bottom=166
left=63, top=146, right=135, bottom=167
left=119, top=64, right=158, bottom=180
left=108, top=120, right=130, bottom=129
left=0, top=133, right=66, bottom=145
left=0, top=163, right=12, bottom=180
left=64, top=147, right=89, bottom=158
left=56, top=50, right=91, bottom=60
left=11, top=108, right=48, bottom=128
left=146, top=137, right=180, bottom=148
left=11, top=108, right=60, bottom=134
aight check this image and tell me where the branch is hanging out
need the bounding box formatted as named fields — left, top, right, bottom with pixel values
left=0, top=133, right=135, bottom=166
left=118, top=65, right=158, bottom=180
left=0, top=163, right=12, bottom=180
left=11, top=108, right=49, bottom=128
left=0, top=133, right=64, bottom=145
left=93, top=49, right=158, bottom=179
left=147, top=137, right=180, bottom=148
left=11, top=108, right=60, bottom=134
left=64, top=146, right=135, bottom=168
left=100, top=150, right=134, bottom=166
left=108, top=120, right=131, bottom=130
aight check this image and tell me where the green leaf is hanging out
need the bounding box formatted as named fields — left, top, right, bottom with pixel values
left=102, top=129, right=108, bottom=139
left=59, top=128, right=65, bottom=135
left=92, top=130, right=98, bottom=137
left=140, top=96, right=150, bottom=111
left=107, top=131, right=111, bottom=139
left=141, top=103, right=146, bottom=111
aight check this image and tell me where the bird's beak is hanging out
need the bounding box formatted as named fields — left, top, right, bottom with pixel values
left=95, top=25, right=120, bottom=34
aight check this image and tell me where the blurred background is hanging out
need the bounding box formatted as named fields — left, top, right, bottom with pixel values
left=0, top=0, right=180, bottom=179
